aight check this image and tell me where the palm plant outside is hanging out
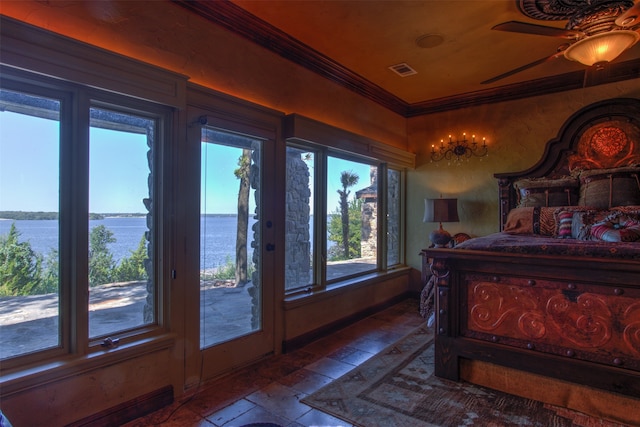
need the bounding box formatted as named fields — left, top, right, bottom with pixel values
left=338, top=171, right=359, bottom=259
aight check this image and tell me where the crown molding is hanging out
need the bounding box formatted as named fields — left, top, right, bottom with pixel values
left=174, top=0, right=640, bottom=118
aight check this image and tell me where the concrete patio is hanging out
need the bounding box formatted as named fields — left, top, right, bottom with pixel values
left=0, top=260, right=377, bottom=359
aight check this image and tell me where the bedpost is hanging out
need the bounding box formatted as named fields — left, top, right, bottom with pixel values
left=497, top=177, right=512, bottom=231
left=431, top=257, right=459, bottom=380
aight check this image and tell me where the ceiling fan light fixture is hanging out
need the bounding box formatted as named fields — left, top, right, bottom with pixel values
left=563, top=30, right=640, bottom=66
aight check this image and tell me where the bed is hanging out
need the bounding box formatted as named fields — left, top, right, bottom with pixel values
left=421, top=98, right=640, bottom=402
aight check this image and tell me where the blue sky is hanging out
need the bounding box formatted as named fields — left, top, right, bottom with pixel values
left=326, top=157, right=372, bottom=213
left=1, top=111, right=151, bottom=213
left=89, top=127, right=150, bottom=213
left=1, top=111, right=61, bottom=212
left=201, top=143, right=248, bottom=214
left=201, top=143, right=372, bottom=215
left=1, top=110, right=372, bottom=215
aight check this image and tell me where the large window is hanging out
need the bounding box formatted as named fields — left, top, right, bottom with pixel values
left=326, top=155, right=378, bottom=282
left=285, top=142, right=404, bottom=294
left=0, top=73, right=168, bottom=368
left=88, top=107, right=157, bottom=339
left=0, top=90, right=61, bottom=359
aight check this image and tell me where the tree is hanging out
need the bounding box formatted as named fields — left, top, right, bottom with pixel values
left=327, top=198, right=362, bottom=261
left=88, top=225, right=116, bottom=287
left=337, top=171, right=359, bottom=258
left=0, top=223, right=42, bottom=296
left=115, top=234, right=148, bottom=282
left=234, top=149, right=251, bottom=286
left=38, top=248, right=59, bottom=294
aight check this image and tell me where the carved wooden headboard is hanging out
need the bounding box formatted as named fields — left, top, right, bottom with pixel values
left=494, top=98, right=640, bottom=230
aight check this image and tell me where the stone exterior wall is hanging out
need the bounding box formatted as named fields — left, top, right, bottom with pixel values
left=249, top=142, right=262, bottom=328
left=143, top=124, right=154, bottom=323
left=358, top=166, right=378, bottom=259
left=386, top=169, right=400, bottom=265
left=285, top=150, right=312, bottom=291
left=360, top=197, right=377, bottom=258
left=356, top=168, right=400, bottom=264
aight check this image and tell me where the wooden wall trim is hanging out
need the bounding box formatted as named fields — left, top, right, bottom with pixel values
left=173, top=1, right=640, bottom=118
left=406, top=71, right=586, bottom=116
left=284, top=114, right=415, bottom=168
left=0, top=16, right=188, bottom=109
left=66, top=385, right=173, bottom=427
left=173, top=0, right=409, bottom=116
left=408, top=59, right=640, bottom=116
left=282, top=293, right=412, bottom=353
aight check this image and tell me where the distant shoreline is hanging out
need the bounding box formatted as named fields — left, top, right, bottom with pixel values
left=0, top=211, right=239, bottom=220
left=0, top=211, right=146, bottom=221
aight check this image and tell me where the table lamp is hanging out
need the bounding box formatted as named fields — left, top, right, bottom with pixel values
left=424, top=198, right=459, bottom=247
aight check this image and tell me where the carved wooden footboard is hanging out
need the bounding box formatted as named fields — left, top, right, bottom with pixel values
left=421, top=248, right=640, bottom=398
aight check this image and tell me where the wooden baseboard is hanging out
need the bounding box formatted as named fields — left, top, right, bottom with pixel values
left=282, top=293, right=415, bottom=353
left=66, top=385, right=173, bottom=427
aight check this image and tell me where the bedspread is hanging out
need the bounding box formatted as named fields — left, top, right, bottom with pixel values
left=455, top=232, right=640, bottom=260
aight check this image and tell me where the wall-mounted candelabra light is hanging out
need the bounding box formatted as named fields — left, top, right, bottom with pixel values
left=431, top=133, right=488, bottom=164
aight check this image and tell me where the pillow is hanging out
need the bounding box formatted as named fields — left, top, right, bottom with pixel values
left=572, top=210, right=597, bottom=240
left=514, top=177, right=579, bottom=208
left=556, top=210, right=574, bottom=238
left=590, top=215, right=640, bottom=242
left=552, top=206, right=596, bottom=239
left=539, top=207, right=559, bottom=236
left=504, top=206, right=587, bottom=236
left=578, top=166, right=640, bottom=209
left=612, top=205, right=640, bottom=217
left=504, top=207, right=538, bottom=234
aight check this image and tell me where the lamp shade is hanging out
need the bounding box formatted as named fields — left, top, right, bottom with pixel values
left=563, top=31, right=640, bottom=66
left=423, top=198, right=459, bottom=223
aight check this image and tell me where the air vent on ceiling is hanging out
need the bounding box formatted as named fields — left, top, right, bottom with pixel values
left=388, top=63, right=417, bottom=77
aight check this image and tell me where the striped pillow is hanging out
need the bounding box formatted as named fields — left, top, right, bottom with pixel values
left=590, top=216, right=640, bottom=242
left=556, top=210, right=574, bottom=238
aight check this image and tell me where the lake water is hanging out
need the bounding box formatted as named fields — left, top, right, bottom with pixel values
left=0, top=215, right=259, bottom=270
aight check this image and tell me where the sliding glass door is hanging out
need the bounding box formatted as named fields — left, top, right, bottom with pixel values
left=200, top=129, right=262, bottom=348
left=185, top=112, right=276, bottom=384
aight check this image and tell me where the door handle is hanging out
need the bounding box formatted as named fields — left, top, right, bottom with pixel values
left=266, top=243, right=275, bottom=251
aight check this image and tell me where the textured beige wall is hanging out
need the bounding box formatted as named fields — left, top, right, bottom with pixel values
left=406, top=80, right=640, bottom=270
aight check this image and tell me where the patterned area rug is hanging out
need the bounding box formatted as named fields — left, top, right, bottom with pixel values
left=302, top=327, right=624, bottom=427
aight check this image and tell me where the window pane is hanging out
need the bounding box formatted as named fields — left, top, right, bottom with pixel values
left=200, top=128, right=262, bottom=349
left=285, top=147, right=314, bottom=292
left=387, top=168, right=401, bottom=267
left=0, top=90, right=61, bottom=359
left=88, top=108, right=155, bottom=339
left=326, top=156, right=377, bottom=281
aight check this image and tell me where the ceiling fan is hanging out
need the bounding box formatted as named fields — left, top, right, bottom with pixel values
left=482, top=0, right=640, bottom=84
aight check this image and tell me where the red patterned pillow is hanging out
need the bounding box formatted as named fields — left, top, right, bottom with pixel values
left=590, top=216, right=640, bottom=242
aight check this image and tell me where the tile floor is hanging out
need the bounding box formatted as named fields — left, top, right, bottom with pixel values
left=125, top=298, right=424, bottom=427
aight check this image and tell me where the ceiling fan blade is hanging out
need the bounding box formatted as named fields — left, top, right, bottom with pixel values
left=481, top=52, right=564, bottom=85
left=616, top=2, right=640, bottom=27
left=492, top=21, right=580, bottom=39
